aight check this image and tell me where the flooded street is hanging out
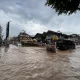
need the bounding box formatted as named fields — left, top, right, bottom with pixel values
left=0, top=45, right=80, bottom=80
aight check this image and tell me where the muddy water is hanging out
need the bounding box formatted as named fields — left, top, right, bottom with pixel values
left=0, top=45, right=80, bottom=80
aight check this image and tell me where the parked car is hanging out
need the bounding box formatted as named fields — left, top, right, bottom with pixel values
left=56, top=39, right=75, bottom=50
left=15, top=42, right=21, bottom=46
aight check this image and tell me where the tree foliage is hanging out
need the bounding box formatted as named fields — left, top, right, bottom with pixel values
left=46, top=0, right=80, bottom=15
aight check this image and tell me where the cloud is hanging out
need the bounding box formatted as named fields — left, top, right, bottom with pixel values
left=0, top=0, right=80, bottom=38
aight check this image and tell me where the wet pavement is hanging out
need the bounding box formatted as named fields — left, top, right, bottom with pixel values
left=0, top=45, right=80, bottom=80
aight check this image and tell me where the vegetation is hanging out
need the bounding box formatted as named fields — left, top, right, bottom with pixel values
left=46, top=0, right=80, bottom=15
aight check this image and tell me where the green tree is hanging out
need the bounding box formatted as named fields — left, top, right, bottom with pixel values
left=46, top=0, right=80, bottom=15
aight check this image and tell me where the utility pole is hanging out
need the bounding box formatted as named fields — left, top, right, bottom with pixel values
left=5, top=21, right=11, bottom=47
left=6, top=21, right=11, bottom=40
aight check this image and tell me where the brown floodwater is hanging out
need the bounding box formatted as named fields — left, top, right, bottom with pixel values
left=0, top=45, right=80, bottom=80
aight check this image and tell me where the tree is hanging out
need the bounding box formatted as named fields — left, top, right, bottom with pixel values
left=45, top=0, right=80, bottom=15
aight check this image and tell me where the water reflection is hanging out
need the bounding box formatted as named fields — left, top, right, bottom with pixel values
left=4, top=46, right=9, bottom=53
left=0, top=46, right=9, bottom=53
left=0, top=47, right=1, bottom=58
left=0, top=47, right=1, bottom=52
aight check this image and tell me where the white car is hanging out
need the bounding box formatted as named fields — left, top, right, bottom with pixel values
left=16, top=42, right=21, bottom=46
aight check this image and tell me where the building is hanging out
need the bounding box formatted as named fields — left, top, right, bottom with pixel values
left=34, top=30, right=69, bottom=44
left=34, top=33, right=42, bottom=42
left=45, top=30, right=68, bottom=42
left=69, top=34, right=80, bottom=44
left=18, top=31, right=33, bottom=43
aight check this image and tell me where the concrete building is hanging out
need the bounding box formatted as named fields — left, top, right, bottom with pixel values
left=69, top=34, right=80, bottom=45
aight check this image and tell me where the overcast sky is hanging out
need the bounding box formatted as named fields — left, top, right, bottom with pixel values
left=0, top=0, right=80, bottom=37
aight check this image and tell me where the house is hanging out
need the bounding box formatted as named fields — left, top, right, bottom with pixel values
left=45, top=30, right=69, bottom=41
left=34, top=32, right=47, bottom=43
left=17, top=31, right=33, bottom=43
left=34, top=30, right=69, bottom=44
left=34, top=33, right=42, bottom=42
left=9, top=31, right=33, bottom=45
left=46, top=30, right=61, bottom=40
left=68, top=34, right=80, bottom=45
left=41, top=32, right=47, bottom=43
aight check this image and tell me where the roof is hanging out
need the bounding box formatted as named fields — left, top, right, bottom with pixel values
left=34, top=33, right=42, bottom=38
left=18, top=32, right=31, bottom=38
left=69, top=34, right=80, bottom=37
left=34, top=30, right=69, bottom=38
left=47, top=30, right=62, bottom=35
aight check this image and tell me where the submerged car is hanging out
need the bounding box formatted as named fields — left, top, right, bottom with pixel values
left=46, top=42, right=56, bottom=52
left=56, top=39, right=75, bottom=50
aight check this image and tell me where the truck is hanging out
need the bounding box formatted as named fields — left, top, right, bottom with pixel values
left=46, top=39, right=75, bottom=52
left=56, top=39, right=75, bottom=50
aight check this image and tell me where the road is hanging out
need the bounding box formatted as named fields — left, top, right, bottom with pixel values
left=0, top=45, right=80, bottom=80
